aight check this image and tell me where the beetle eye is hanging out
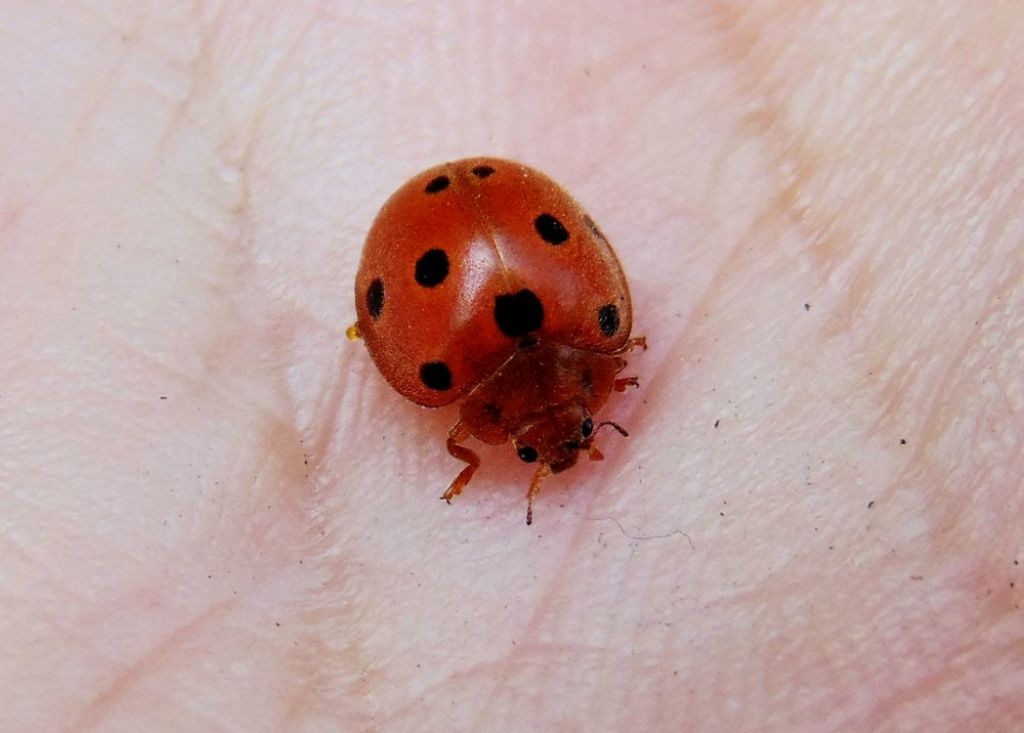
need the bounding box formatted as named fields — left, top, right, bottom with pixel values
left=581, top=417, right=594, bottom=438
left=517, top=446, right=538, bottom=463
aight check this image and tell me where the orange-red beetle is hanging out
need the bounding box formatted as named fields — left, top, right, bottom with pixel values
left=350, top=158, right=644, bottom=524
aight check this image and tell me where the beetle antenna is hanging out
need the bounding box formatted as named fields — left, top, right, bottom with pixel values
left=595, top=421, right=629, bottom=438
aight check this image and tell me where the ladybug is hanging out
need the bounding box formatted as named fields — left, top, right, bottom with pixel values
left=349, top=157, right=645, bottom=524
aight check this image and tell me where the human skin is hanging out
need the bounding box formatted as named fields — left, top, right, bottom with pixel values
left=1, top=1, right=1022, bottom=731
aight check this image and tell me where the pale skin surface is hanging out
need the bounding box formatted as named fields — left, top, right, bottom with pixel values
left=1, top=1, right=1021, bottom=730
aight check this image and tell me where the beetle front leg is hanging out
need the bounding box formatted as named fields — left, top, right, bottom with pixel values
left=525, top=463, right=552, bottom=526
left=441, top=421, right=480, bottom=504
left=614, top=335, right=647, bottom=354
left=614, top=376, right=640, bottom=392
left=611, top=336, right=645, bottom=391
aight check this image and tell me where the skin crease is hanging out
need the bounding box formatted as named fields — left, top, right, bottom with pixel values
left=0, top=0, right=1021, bottom=730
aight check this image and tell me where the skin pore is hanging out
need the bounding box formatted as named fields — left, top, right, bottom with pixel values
left=1, top=2, right=1021, bottom=730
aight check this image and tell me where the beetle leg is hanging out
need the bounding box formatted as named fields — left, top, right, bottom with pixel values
left=614, top=376, right=640, bottom=392
left=611, top=337, right=644, bottom=390
left=441, top=421, right=480, bottom=504
left=614, top=335, right=647, bottom=354
left=525, top=464, right=552, bottom=526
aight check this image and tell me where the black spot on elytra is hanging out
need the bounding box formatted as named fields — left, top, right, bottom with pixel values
left=482, top=403, right=502, bottom=423
left=419, top=362, right=452, bottom=391
left=415, top=249, right=449, bottom=287
left=494, top=289, right=544, bottom=338
left=366, top=278, right=384, bottom=319
left=471, top=165, right=495, bottom=178
left=598, top=303, right=620, bottom=337
left=535, top=213, right=569, bottom=245
left=424, top=175, right=450, bottom=194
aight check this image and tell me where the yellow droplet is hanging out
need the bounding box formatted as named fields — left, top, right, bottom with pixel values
left=345, top=323, right=362, bottom=341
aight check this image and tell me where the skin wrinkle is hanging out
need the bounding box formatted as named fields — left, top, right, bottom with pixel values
left=461, top=494, right=603, bottom=729
left=49, top=9, right=144, bottom=173
left=860, top=639, right=1020, bottom=729
left=1, top=1, right=1023, bottom=730
left=716, top=0, right=1024, bottom=626
left=147, top=8, right=213, bottom=158
left=373, top=644, right=601, bottom=728
left=68, top=596, right=240, bottom=733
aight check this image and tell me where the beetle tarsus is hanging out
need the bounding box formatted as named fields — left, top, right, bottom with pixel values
left=441, top=421, right=480, bottom=504
left=525, top=464, right=552, bottom=525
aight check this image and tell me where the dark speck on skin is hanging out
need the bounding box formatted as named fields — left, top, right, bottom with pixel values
left=714, top=419, right=720, bottom=428
left=868, top=500, right=875, bottom=509
left=804, top=303, right=811, bottom=311
left=900, top=438, right=907, bottom=445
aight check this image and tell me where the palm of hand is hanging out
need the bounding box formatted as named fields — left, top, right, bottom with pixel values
left=1, top=3, right=1021, bottom=730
